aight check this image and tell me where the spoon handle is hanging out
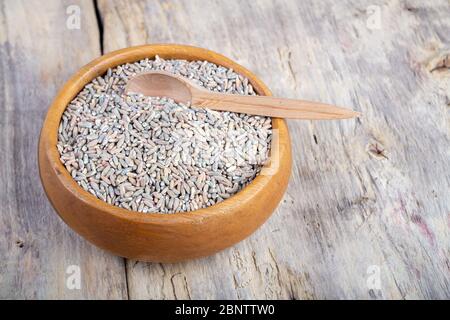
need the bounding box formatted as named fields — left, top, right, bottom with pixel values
left=191, top=91, right=359, bottom=119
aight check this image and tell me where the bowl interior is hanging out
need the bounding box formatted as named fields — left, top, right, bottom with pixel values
left=41, top=44, right=285, bottom=223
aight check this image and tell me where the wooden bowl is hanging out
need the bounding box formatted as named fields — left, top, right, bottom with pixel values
left=38, top=44, right=292, bottom=262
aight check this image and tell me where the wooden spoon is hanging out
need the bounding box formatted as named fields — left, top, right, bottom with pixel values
left=125, top=71, right=360, bottom=119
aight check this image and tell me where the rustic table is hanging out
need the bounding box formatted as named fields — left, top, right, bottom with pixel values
left=1, top=0, right=449, bottom=299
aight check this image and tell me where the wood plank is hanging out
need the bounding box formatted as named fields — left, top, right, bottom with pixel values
left=103, top=0, right=450, bottom=299
left=0, top=0, right=128, bottom=299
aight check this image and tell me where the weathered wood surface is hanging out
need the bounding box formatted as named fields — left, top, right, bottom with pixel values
left=1, top=0, right=449, bottom=299
left=0, top=0, right=127, bottom=299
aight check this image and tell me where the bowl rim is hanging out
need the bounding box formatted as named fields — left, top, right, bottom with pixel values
left=39, top=44, right=290, bottom=225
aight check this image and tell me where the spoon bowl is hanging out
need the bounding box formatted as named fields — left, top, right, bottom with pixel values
left=126, top=71, right=194, bottom=103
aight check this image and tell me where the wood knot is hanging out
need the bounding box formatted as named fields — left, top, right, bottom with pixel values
left=404, top=5, right=419, bottom=13
left=367, top=142, right=388, bottom=159
left=427, top=51, right=450, bottom=74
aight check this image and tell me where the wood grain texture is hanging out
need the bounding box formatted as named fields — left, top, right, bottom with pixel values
left=2, top=0, right=449, bottom=299
left=0, top=0, right=127, bottom=299
left=97, top=0, right=450, bottom=299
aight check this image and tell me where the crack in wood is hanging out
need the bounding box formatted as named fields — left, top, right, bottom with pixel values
left=93, top=0, right=104, bottom=54
left=123, top=259, right=130, bottom=299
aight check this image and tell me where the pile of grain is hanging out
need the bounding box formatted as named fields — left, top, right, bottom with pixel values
left=57, top=56, right=271, bottom=213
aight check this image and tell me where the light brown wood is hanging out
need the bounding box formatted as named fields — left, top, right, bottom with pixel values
left=38, top=44, right=292, bottom=263
left=126, top=71, right=360, bottom=119
left=0, top=0, right=128, bottom=299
